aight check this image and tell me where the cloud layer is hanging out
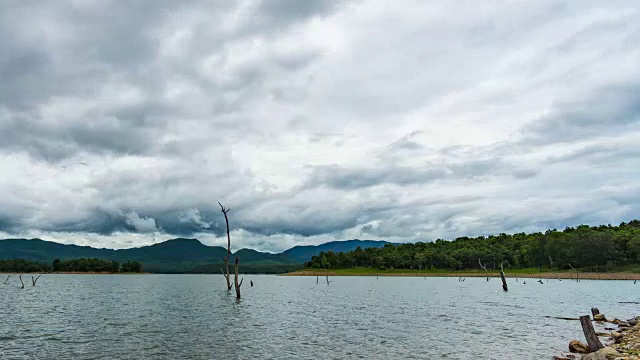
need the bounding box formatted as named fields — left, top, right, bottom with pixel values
left=1, top=0, right=639, bottom=252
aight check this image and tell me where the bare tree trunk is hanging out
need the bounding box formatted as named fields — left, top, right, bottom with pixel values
left=3, top=274, right=9, bottom=284
left=580, top=315, right=604, bottom=351
left=19, top=274, right=24, bottom=289
left=219, top=202, right=232, bottom=290
left=234, top=256, right=243, bottom=299
left=32, top=275, right=42, bottom=286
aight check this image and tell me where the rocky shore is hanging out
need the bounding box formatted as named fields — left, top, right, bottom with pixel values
left=556, top=313, right=640, bottom=360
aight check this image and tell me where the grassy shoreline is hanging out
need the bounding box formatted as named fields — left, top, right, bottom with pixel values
left=284, top=267, right=640, bottom=280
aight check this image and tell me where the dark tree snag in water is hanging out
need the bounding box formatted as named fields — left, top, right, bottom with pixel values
left=19, top=274, right=24, bottom=289
left=500, top=262, right=508, bottom=292
left=250, top=280, right=253, bottom=287
left=3, top=274, right=9, bottom=284
left=218, top=202, right=232, bottom=291
left=31, top=275, right=42, bottom=286
left=591, top=308, right=600, bottom=319
left=580, top=315, right=604, bottom=351
left=234, top=257, right=243, bottom=299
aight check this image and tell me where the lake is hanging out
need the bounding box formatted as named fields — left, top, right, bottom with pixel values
left=1, top=275, right=638, bottom=359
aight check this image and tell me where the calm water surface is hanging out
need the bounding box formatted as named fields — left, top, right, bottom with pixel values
left=1, top=275, right=639, bottom=359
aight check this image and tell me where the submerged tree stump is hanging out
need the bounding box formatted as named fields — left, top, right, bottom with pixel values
left=500, top=262, right=508, bottom=291
left=580, top=315, right=604, bottom=351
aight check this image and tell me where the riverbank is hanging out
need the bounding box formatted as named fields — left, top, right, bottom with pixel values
left=284, top=268, right=640, bottom=280
left=558, top=313, right=640, bottom=360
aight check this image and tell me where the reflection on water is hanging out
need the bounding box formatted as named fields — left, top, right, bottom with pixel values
left=1, top=275, right=638, bottom=359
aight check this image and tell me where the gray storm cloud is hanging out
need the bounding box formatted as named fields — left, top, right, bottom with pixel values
left=0, top=0, right=639, bottom=252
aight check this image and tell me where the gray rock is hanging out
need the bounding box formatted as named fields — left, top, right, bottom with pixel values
left=594, top=314, right=606, bottom=321
left=582, top=347, right=620, bottom=360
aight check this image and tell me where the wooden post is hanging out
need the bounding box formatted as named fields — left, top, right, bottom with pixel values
left=591, top=308, right=600, bottom=319
left=580, top=315, right=604, bottom=351
left=500, top=262, right=508, bottom=292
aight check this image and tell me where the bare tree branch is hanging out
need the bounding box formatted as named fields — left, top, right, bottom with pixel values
left=3, top=274, right=9, bottom=284
left=19, top=274, right=24, bottom=289
left=478, top=258, right=489, bottom=281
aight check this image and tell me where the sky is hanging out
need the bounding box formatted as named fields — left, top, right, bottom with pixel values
left=1, top=0, right=639, bottom=252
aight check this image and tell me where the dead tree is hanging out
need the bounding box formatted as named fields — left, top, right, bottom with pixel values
left=579, top=315, right=604, bottom=351
left=234, top=256, right=243, bottom=299
left=19, top=274, right=24, bottom=289
left=218, top=202, right=232, bottom=291
left=500, top=262, right=508, bottom=291
left=478, top=259, right=489, bottom=281
left=3, top=274, right=9, bottom=284
left=568, top=263, right=579, bottom=282
left=32, top=275, right=42, bottom=286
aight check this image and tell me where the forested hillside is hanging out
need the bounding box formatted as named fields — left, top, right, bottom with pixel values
left=306, top=221, right=640, bottom=271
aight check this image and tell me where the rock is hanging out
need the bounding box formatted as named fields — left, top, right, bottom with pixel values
left=595, top=314, right=606, bottom=321
left=553, top=356, right=570, bottom=360
left=569, top=339, right=592, bottom=353
left=582, top=347, right=621, bottom=360
left=611, top=331, right=623, bottom=341
left=626, top=318, right=637, bottom=326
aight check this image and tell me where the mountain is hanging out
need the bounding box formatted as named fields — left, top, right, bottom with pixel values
left=0, top=238, right=298, bottom=273
left=0, top=238, right=390, bottom=273
left=282, top=239, right=390, bottom=263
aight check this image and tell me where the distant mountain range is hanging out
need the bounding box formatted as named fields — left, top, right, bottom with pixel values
left=0, top=238, right=390, bottom=273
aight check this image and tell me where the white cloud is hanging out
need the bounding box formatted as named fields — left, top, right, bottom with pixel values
left=1, top=0, right=639, bottom=252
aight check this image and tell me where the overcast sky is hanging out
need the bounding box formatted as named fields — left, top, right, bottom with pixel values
left=1, top=1, right=639, bottom=252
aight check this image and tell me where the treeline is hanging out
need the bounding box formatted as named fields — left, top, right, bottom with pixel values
left=306, top=220, right=640, bottom=271
left=0, top=258, right=143, bottom=273
left=190, top=263, right=303, bottom=274
left=0, top=259, right=50, bottom=273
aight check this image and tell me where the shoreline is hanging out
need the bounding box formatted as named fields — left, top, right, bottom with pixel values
left=0, top=271, right=149, bottom=275
left=284, top=270, right=640, bottom=280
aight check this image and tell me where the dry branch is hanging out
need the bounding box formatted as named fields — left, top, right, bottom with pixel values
left=568, top=263, right=579, bottom=282
left=31, top=275, right=42, bottom=286
left=3, top=274, right=9, bottom=284
left=19, top=274, right=24, bottom=289
left=478, top=259, right=489, bottom=281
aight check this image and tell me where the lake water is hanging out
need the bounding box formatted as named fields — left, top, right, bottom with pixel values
left=1, top=275, right=639, bottom=359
